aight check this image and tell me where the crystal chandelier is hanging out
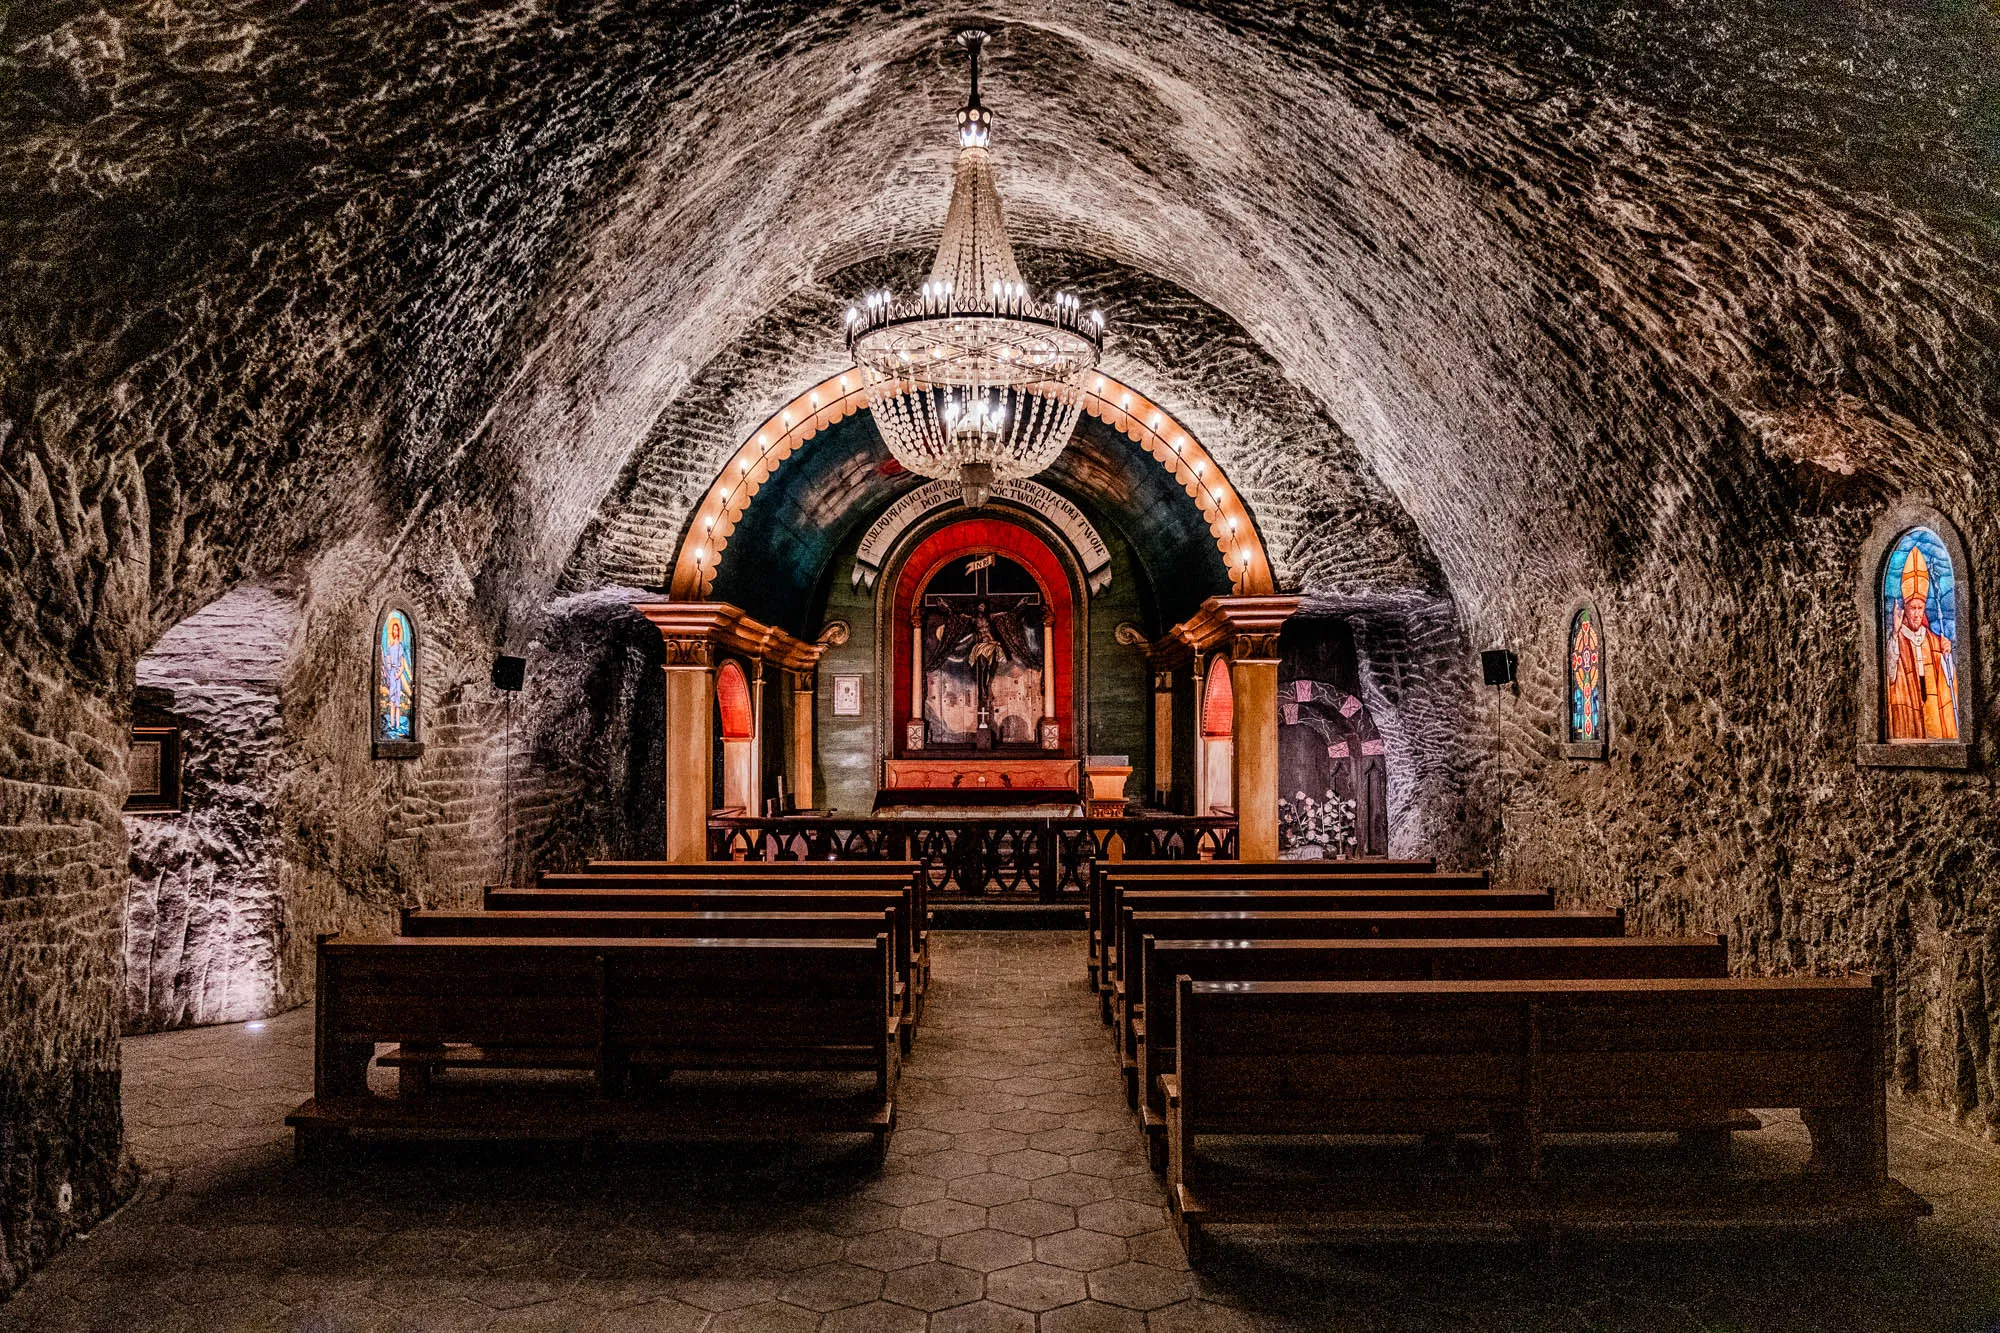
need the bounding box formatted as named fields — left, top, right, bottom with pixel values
left=846, top=29, right=1105, bottom=508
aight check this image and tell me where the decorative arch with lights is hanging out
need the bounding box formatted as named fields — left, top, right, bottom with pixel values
left=668, top=370, right=1274, bottom=600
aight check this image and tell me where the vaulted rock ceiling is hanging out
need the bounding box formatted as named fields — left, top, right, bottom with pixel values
left=8, top=1, right=1996, bottom=637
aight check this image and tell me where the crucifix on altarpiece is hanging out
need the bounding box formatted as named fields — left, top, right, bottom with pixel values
left=922, top=555, right=1043, bottom=751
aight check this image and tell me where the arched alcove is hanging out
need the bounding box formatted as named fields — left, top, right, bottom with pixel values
left=1198, top=657, right=1234, bottom=815
left=123, top=583, right=303, bottom=1033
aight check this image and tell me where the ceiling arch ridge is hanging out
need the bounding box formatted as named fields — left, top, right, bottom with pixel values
left=556, top=250, right=1445, bottom=609
left=664, top=364, right=1272, bottom=600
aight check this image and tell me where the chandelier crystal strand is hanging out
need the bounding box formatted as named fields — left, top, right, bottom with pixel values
left=847, top=28, right=1104, bottom=507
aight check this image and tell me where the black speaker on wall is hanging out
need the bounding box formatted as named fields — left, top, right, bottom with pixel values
left=1480, top=648, right=1517, bottom=687
left=491, top=656, right=527, bottom=692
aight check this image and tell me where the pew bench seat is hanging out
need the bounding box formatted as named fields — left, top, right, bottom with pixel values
left=288, top=933, right=898, bottom=1162
left=1086, top=858, right=1442, bottom=983
left=1128, top=933, right=1727, bottom=1133
left=290, top=1085, right=895, bottom=1151
left=1164, top=976, right=1928, bottom=1264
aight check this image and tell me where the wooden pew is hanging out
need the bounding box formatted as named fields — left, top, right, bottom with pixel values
left=486, top=885, right=921, bottom=1044
left=401, top=908, right=904, bottom=1051
left=1107, top=885, right=1555, bottom=1026
left=1087, top=857, right=1440, bottom=983
left=581, top=859, right=922, bottom=876
left=1113, top=906, right=1619, bottom=1076
left=1164, top=975, right=1928, bottom=1264
left=287, top=933, right=898, bottom=1162
left=1099, top=872, right=1495, bottom=1008
left=1129, top=934, right=1731, bottom=1161
left=403, top=908, right=892, bottom=941
left=541, top=872, right=921, bottom=962
left=571, top=860, right=931, bottom=981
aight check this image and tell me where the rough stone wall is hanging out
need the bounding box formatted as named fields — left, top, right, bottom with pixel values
left=1495, top=476, right=2000, bottom=1141
left=0, top=446, right=148, bottom=1292
left=124, top=583, right=299, bottom=1034
left=507, top=588, right=665, bottom=874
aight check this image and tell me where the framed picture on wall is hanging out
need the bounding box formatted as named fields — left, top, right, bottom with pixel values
left=833, top=674, right=863, bottom=716
left=125, top=726, right=181, bottom=813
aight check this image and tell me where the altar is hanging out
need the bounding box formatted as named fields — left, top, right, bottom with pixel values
left=881, top=757, right=1080, bottom=793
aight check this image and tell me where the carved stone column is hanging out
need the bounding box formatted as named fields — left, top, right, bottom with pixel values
left=1189, top=653, right=1208, bottom=816
left=1230, top=631, right=1283, bottom=860
left=1159, top=594, right=1300, bottom=851
left=637, top=601, right=829, bottom=854
left=748, top=660, right=766, bottom=817
left=790, top=668, right=816, bottom=813
left=661, top=636, right=715, bottom=862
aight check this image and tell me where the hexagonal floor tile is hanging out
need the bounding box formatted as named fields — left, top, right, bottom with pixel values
left=986, top=1199, right=1077, bottom=1238
left=897, top=1198, right=989, bottom=1238
left=880, top=1260, right=985, bottom=1311
left=990, top=1148, right=1070, bottom=1180
left=1074, top=1199, right=1165, bottom=1238
left=937, top=1228, right=1035, bottom=1274
left=984, top=1260, right=1090, bottom=1312
left=773, top=1262, right=882, bottom=1311
left=1086, top=1261, right=1197, bottom=1311
left=842, top=1228, right=938, bottom=1272
left=1033, top=1228, right=1129, bottom=1272
left=820, top=1299, right=929, bottom=1333
left=1040, top=1298, right=1148, bottom=1333
left=928, top=1299, right=1037, bottom=1333
left=948, top=1172, right=1034, bottom=1207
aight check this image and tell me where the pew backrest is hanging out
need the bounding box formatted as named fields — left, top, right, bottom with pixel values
left=580, top=859, right=922, bottom=877
left=315, top=934, right=895, bottom=1098
left=1116, top=890, right=1560, bottom=991
left=1173, top=975, right=1885, bottom=1181
left=1126, top=910, right=1625, bottom=986
left=1103, top=874, right=1500, bottom=976
left=1090, top=858, right=1445, bottom=956
left=402, top=908, right=894, bottom=941
left=484, top=885, right=914, bottom=978
left=1136, top=935, right=1727, bottom=1107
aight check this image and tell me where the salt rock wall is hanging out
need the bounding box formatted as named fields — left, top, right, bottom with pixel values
left=0, top=450, right=148, bottom=1293
left=508, top=588, right=666, bottom=874
left=123, top=584, right=299, bottom=1034
left=1493, top=480, right=2000, bottom=1143
left=1286, top=602, right=1489, bottom=873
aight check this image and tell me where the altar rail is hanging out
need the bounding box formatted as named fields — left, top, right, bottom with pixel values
left=707, top=816, right=1239, bottom=903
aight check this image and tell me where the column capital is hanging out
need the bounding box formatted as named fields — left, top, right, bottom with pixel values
left=1157, top=594, right=1301, bottom=665
left=1231, top=632, right=1282, bottom=663
left=633, top=601, right=823, bottom=672
left=661, top=637, right=715, bottom=669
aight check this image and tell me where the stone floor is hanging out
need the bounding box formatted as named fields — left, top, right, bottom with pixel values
left=6, top=931, right=2000, bottom=1331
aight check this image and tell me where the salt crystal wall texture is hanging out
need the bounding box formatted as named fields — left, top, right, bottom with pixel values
left=125, top=584, right=299, bottom=1034
left=4, top=0, right=2000, bottom=1293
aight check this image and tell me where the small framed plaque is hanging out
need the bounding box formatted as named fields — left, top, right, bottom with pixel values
left=125, top=727, right=181, bottom=813
left=1040, top=719, right=1061, bottom=751
left=832, top=674, right=863, bottom=717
